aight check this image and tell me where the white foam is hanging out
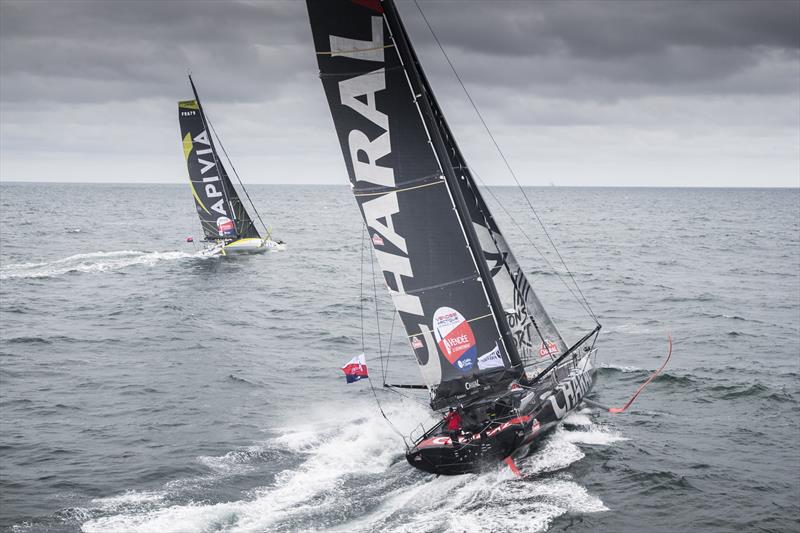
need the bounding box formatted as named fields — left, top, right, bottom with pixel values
left=81, top=400, right=617, bottom=533
left=600, top=363, right=642, bottom=373
left=563, top=410, right=593, bottom=426
left=1, top=250, right=200, bottom=279
left=92, top=490, right=166, bottom=511
left=196, top=445, right=271, bottom=475
left=82, top=398, right=432, bottom=533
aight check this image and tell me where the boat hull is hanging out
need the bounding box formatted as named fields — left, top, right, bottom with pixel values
left=200, top=238, right=286, bottom=257
left=224, top=238, right=286, bottom=254
left=406, top=357, right=596, bottom=475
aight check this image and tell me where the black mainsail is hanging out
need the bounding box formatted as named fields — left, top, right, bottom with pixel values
left=307, top=0, right=601, bottom=475
left=179, top=77, right=261, bottom=242
left=308, top=0, right=543, bottom=410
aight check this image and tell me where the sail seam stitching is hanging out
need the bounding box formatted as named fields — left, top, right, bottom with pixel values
left=407, top=312, right=494, bottom=338
left=317, top=43, right=395, bottom=56
left=354, top=178, right=443, bottom=197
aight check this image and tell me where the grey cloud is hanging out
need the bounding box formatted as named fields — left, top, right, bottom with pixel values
left=0, top=0, right=797, bottom=186
left=401, top=0, right=799, bottom=96
left=406, top=1, right=799, bottom=58
left=0, top=0, right=312, bottom=104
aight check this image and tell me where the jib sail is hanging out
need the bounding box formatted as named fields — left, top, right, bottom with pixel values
left=178, top=77, right=260, bottom=241
left=307, top=0, right=531, bottom=409
left=385, top=11, right=570, bottom=368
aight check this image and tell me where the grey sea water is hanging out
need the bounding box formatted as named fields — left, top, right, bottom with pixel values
left=0, top=183, right=798, bottom=532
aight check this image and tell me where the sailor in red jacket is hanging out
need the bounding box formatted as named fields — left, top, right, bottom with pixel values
left=444, top=406, right=462, bottom=445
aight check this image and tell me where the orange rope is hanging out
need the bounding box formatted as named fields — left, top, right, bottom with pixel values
left=504, top=456, right=522, bottom=478
left=609, top=334, right=673, bottom=414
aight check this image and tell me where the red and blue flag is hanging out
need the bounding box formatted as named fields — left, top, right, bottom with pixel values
left=342, top=353, right=368, bottom=383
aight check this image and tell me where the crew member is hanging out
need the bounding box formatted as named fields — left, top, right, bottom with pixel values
left=444, top=406, right=462, bottom=445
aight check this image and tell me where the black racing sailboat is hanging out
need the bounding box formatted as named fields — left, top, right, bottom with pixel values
left=178, top=76, right=284, bottom=255
left=306, top=0, right=601, bottom=475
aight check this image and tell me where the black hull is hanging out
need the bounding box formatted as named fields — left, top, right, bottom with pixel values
left=406, top=362, right=596, bottom=476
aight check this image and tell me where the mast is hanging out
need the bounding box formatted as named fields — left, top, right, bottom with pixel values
left=382, top=0, right=523, bottom=370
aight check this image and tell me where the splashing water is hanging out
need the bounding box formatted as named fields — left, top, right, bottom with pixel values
left=80, top=401, right=616, bottom=533
left=0, top=250, right=202, bottom=280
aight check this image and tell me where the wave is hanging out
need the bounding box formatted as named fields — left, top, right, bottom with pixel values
left=707, top=382, right=794, bottom=402
left=598, top=366, right=696, bottom=387
left=80, top=402, right=619, bottom=533
left=0, top=250, right=200, bottom=280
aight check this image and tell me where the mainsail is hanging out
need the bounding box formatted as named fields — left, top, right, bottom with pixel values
left=178, top=77, right=261, bottom=241
left=307, top=0, right=567, bottom=408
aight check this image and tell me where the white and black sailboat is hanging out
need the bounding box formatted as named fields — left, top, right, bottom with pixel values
left=306, top=0, right=601, bottom=475
left=178, top=76, right=284, bottom=255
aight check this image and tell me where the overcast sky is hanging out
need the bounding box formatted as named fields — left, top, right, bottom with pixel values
left=1, top=0, right=798, bottom=187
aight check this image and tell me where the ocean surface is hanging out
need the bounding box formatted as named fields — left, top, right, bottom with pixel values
left=0, top=183, right=798, bottom=533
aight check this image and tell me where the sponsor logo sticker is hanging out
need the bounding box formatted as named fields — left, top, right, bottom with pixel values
left=433, top=307, right=477, bottom=372
left=410, top=336, right=423, bottom=349
left=539, top=339, right=560, bottom=358
left=371, top=233, right=384, bottom=246
left=216, top=216, right=235, bottom=237
left=477, top=343, right=505, bottom=370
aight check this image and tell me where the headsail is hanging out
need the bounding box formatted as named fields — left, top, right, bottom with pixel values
left=384, top=0, right=569, bottom=370
left=178, top=78, right=261, bottom=241
left=307, top=0, right=530, bottom=408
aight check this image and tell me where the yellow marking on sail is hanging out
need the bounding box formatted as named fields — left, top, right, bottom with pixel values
left=183, top=133, right=209, bottom=214
left=179, top=100, right=199, bottom=109
left=316, top=43, right=395, bottom=56
left=189, top=183, right=210, bottom=214
left=407, top=313, right=494, bottom=338
left=354, top=179, right=444, bottom=198
left=182, top=132, right=193, bottom=161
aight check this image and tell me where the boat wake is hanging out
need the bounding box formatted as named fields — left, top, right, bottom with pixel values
left=0, top=250, right=200, bottom=280
left=78, top=404, right=619, bottom=533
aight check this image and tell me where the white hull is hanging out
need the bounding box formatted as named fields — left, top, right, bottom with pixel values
left=199, top=238, right=286, bottom=257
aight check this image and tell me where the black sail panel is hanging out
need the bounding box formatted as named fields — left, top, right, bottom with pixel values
left=221, top=166, right=261, bottom=239
left=179, top=99, right=240, bottom=241
left=461, top=180, right=569, bottom=367
left=386, top=3, right=569, bottom=370
left=179, top=86, right=261, bottom=242
left=307, top=0, right=519, bottom=408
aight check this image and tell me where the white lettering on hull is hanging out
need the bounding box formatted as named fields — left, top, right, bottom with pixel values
left=547, top=369, right=593, bottom=419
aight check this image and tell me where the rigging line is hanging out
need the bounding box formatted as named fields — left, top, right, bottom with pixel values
left=205, top=114, right=272, bottom=240
left=412, top=0, right=598, bottom=324
left=368, top=237, right=385, bottom=377
left=383, top=310, right=397, bottom=383
left=472, top=168, right=595, bottom=321
left=360, top=226, right=408, bottom=444
left=359, top=224, right=366, bottom=354
left=383, top=384, right=430, bottom=408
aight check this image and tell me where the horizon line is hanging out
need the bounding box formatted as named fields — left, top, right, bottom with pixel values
left=1, top=179, right=798, bottom=189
